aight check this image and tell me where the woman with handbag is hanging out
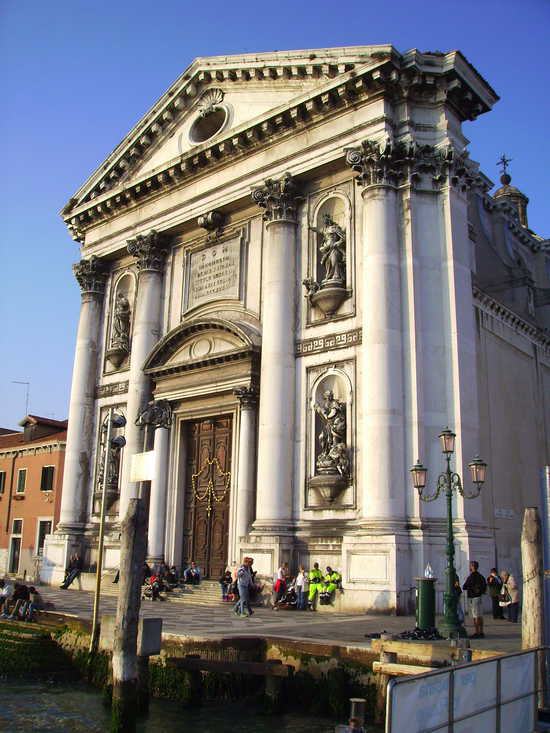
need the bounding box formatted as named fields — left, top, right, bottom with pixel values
left=500, top=570, right=520, bottom=623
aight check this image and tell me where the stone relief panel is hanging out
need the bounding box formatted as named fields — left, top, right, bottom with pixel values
left=303, top=188, right=354, bottom=324
left=305, top=362, right=355, bottom=509
left=182, top=228, right=248, bottom=315
left=105, top=272, right=136, bottom=373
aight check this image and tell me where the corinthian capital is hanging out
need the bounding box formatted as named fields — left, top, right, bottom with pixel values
left=73, top=256, right=107, bottom=295
left=345, top=137, right=416, bottom=188
left=127, top=230, right=168, bottom=272
left=234, top=386, right=259, bottom=409
left=251, top=172, right=303, bottom=224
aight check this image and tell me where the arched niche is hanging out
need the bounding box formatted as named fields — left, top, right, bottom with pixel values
left=305, top=193, right=352, bottom=318
left=308, top=368, right=353, bottom=504
left=106, top=272, right=135, bottom=371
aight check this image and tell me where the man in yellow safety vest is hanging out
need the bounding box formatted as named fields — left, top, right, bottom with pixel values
left=307, top=562, right=323, bottom=610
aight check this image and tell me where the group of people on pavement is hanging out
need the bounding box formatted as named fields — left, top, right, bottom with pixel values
left=287, top=562, right=342, bottom=610
left=459, top=560, right=521, bottom=638
left=0, top=579, right=40, bottom=621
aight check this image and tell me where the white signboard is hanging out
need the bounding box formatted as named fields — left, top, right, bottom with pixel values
left=130, top=450, right=155, bottom=482
left=387, top=650, right=536, bottom=733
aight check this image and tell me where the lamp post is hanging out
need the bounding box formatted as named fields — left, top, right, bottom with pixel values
left=410, top=428, right=487, bottom=638
left=89, top=407, right=127, bottom=653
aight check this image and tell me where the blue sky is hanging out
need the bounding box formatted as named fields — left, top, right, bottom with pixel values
left=0, top=0, right=548, bottom=430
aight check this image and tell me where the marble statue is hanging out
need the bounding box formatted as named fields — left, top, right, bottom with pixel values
left=314, top=390, right=349, bottom=477
left=112, top=293, right=131, bottom=350
left=310, top=214, right=346, bottom=285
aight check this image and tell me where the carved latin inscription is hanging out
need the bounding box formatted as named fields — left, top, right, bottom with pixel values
left=187, top=237, right=241, bottom=310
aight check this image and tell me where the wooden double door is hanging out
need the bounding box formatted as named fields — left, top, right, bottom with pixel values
left=183, top=416, right=232, bottom=579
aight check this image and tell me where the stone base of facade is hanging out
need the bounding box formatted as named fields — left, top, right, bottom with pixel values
left=241, top=520, right=495, bottom=614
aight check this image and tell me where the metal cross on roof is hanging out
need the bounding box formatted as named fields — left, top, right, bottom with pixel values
left=497, top=154, right=512, bottom=175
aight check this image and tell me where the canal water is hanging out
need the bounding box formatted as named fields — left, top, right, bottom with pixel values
left=0, top=681, right=380, bottom=732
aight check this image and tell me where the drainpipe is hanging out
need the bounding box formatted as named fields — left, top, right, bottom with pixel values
left=5, top=450, right=20, bottom=535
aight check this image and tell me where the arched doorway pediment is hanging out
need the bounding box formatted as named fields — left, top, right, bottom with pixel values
left=143, top=317, right=260, bottom=378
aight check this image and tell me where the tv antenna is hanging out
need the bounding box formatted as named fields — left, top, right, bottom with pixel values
left=12, top=380, right=30, bottom=416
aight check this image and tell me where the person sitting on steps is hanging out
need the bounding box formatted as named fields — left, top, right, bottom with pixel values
left=183, top=561, right=201, bottom=585
left=60, top=553, right=82, bottom=589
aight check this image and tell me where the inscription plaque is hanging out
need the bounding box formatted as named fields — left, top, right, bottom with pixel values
left=188, top=237, right=241, bottom=309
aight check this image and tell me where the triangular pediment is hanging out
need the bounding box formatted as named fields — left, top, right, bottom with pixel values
left=64, top=46, right=396, bottom=210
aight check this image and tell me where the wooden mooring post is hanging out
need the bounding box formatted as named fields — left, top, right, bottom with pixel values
left=521, top=506, right=548, bottom=710
left=111, top=498, right=148, bottom=732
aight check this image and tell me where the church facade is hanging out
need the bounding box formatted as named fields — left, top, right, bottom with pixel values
left=42, top=46, right=550, bottom=611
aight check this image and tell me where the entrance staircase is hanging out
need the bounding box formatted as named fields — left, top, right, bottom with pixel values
left=162, top=580, right=224, bottom=607
left=63, top=572, right=225, bottom=606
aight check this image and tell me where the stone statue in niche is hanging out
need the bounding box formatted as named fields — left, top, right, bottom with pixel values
left=310, top=214, right=346, bottom=285
left=309, top=389, right=350, bottom=503
left=112, top=293, right=131, bottom=350
left=106, top=292, right=131, bottom=369
left=304, top=211, right=350, bottom=317
left=314, top=390, right=349, bottom=477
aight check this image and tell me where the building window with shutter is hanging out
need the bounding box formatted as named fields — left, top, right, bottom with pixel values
left=16, top=468, right=27, bottom=493
left=0, top=471, right=6, bottom=494
left=40, top=465, right=55, bottom=492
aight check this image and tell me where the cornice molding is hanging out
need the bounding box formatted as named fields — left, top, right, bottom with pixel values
left=480, top=194, right=544, bottom=253
left=473, top=285, right=550, bottom=353
left=0, top=441, right=66, bottom=459
left=62, top=49, right=497, bottom=243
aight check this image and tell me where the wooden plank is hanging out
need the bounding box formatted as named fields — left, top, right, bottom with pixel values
left=372, top=661, right=436, bottom=676
left=165, top=657, right=292, bottom=677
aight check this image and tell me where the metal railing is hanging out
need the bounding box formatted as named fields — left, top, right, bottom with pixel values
left=385, top=647, right=548, bottom=733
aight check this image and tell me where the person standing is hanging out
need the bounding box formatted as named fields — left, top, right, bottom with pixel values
left=234, top=557, right=254, bottom=617
left=487, top=568, right=504, bottom=619
left=462, top=560, right=487, bottom=638
left=501, top=571, right=520, bottom=623
left=295, top=566, right=308, bottom=610
left=273, top=562, right=288, bottom=609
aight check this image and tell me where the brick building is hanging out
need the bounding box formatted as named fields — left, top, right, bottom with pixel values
left=0, top=415, right=67, bottom=578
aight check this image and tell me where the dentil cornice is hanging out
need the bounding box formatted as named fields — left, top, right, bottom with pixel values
left=62, top=47, right=498, bottom=242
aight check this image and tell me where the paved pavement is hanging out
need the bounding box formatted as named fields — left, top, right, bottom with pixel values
left=39, top=586, right=522, bottom=652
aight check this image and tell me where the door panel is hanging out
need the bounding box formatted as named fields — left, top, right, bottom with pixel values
left=183, top=416, right=232, bottom=578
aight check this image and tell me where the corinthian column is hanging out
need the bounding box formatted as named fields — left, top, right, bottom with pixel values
left=234, top=387, right=258, bottom=542
left=119, top=230, right=168, bottom=520
left=346, top=140, right=408, bottom=522
left=251, top=173, right=302, bottom=528
left=59, top=257, right=107, bottom=529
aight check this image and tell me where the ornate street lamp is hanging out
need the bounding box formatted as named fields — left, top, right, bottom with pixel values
left=410, top=428, right=487, bottom=638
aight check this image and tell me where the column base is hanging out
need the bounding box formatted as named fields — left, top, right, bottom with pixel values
left=438, top=618, right=467, bottom=639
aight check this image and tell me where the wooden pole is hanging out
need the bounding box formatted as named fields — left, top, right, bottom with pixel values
left=90, top=408, right=114, bottom=654
left=111, top=497, right=148, bottom=732
left=521, top=506, right=548, bottom=709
